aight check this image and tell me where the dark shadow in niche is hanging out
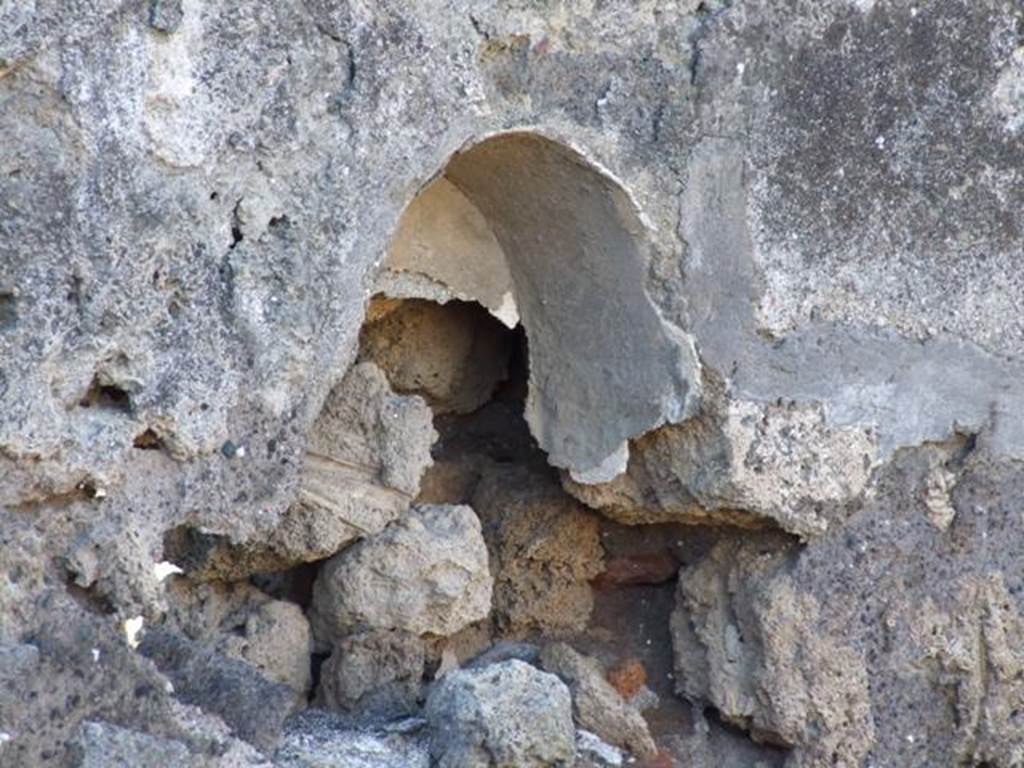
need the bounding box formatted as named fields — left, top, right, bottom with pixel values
left=132, top=428, right=164, bottom=450
left=701, top=705, right=791, bottom=764
left=64, top=572, right=116, bottom=616
left=432, top=132, right=699, bottom=481
left=0, top=292, right=16, bottom=332
left=78, top=375, right=133, bottom=414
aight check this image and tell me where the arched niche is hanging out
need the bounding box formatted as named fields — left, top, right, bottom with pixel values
left=376, top=132, right=700, bottom=483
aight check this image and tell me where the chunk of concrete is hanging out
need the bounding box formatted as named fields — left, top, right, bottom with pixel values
left=310, top=504, right=491, bottom=641
left=425, top=659, right=576, bottom=767
left=565, top=393, right=877, bottom=538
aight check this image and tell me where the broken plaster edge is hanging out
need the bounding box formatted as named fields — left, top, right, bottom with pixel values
left=374, top=268, right=520, bottom=329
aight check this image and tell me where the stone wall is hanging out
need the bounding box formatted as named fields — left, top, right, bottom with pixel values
left=1, top=1, right=1022, bottom=766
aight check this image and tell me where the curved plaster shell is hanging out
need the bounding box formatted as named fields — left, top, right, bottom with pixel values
left=380, top=132, right=701, bottom=482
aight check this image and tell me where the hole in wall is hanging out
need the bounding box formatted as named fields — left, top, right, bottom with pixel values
left=378, top=131, right=699, bottom=482
left=701, top=706, right=791, bottom=763
left=78, top=376, right=133, bottom=414
left=64, top=572, right=116, bottom=616
left=229, top=199, right=244, bottom=250
left=358, top=297, right=517, bottom=419
left=251, top=562, right=321, bottom=609
left=152, top=131, right=717, bottom=760
left=351, top=292, right=736, bottom=750
left=161, top=525, right=224, bottom=575
left=132, top=429, right=163, bottom=450
left=317, top=131, right=761, bottom=755
left=0, top=291, right=17, bottom=332
left=356, top=292, right=543, bottom=502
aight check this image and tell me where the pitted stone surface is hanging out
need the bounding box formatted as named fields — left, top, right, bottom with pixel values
left=310, top=504, right=491, bottom=641
left=165, top=579, right=312, bottom=700
left=359, top=299, right=512, bottom=416
left=471, top=466, right=604, bottom=635
left=425, top=660, right=576, bottom=768
left=670, top=536, right=875, bottom=766
left=2, top=2, right=1024, bottom=765
left=163, top=361, right=436, bottom=580
left=316, top=630, right=426, bottom=721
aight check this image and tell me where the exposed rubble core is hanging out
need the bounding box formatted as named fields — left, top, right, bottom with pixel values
left=472, top=466, right=604, bottom=637
left=309, top=503, right=493, bottom=640
left=3, top=1, right=1024, bottom=766
left=371, top=132, right=705, bottom=484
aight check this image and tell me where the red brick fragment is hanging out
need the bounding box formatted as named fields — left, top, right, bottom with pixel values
left=606, top=657, right=646, bottom=700
left=591, top=552, right=678, bottom=589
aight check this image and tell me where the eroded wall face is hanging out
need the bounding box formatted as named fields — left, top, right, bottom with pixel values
left=2, top=1, right=1024, bottom=766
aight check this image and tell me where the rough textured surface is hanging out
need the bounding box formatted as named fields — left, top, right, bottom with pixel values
left=164, top=579, right=312, bottom=700
left=604, top=658, right=647, bottom=701
left=310, top=504, right=491, bottom=641
left=660, top=705, right=786, bottom=768
left=914, top=575, right=1024, bottom=767
left=425, top=660, right=576, bottom=768
left=671, top=536, right=875, bottom=766
left=274, top=710, right=430, bottom=768
left=563, top=383, right=875, bottom=537
left=780, top=442, right=1024, bottom=766
left=573, top=730, right=624, bottom=768
left=540, top=643, right=657, bottom=759
left=317, top=630, right=426, bottom=720
left=71, top=721, right=193, bottom=768
left=164, top=361, right=436, bottom=579
left=360, top=299, right=512, bottom=415
left=0, top=612, right=186, bottom=767
left=471, top=466, right=604, bottom=636
left=3, top=1, right=1024, bottom=765
left=139, top=627, right=296, bottom=753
